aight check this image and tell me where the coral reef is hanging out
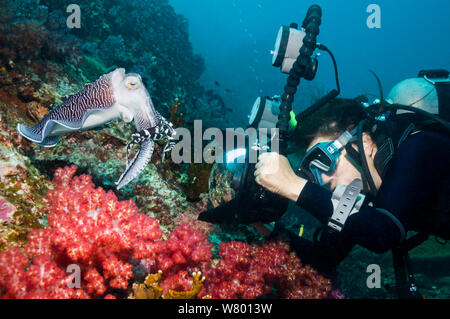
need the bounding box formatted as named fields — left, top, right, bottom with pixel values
left=0, top=138, right=51, bottom=249
left=134, top=236, right=335, bottom=300
left=1, top=0, right=229, bottom=137
left=131, top=270, right=207, bottom=299
left=0, top=0, right=345, bottom=300
left=0, top=166, right=164, bottom=298
left=186, top=163, right=214, bottom=201
left=0, top=166, right=212, bottom=299
left=0, top=2, right=82, bottom=68
left=133, top=223, right=213, bottom=297
left=0, top=165, right=336, bottom=299
left=204, top=241, right=332, bottom=299
left=0, top=0, right=227, bottom=232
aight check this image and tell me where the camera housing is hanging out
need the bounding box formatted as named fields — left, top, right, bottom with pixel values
left=198, top=5, right=324, bottom=225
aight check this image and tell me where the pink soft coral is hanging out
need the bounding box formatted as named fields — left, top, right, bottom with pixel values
left=204, top=241, right=332, bottom=299
left=0, top=165, right=333, bottom=300
left=142, top=224, right=213, bottom=297
left=1, top=165, right=163, bottom=298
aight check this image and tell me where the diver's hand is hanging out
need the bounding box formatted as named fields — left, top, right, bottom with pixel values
left=254, top=152, right=307, bottom=202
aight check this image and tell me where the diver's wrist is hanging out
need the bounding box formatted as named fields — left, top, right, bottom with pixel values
left=286, top=175, right=307, bottom=202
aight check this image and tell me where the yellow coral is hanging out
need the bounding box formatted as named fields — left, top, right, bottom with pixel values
left=163, top=271, right=205, bottom=299
left=132, top=270, right=207, bottom=299
left=132, top=270, right=163, bottom=299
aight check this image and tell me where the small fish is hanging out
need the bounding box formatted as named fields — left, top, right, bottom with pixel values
left=225, top=88, right=231, bottom=93
left=214, top=81, right=221, bottom=87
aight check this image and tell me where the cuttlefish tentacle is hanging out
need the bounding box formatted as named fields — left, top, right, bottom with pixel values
left=16, top=68, right=173, bottom=190
left=115, top=138, right=155, bottom=190
left=156, top=112, right=177, bottom=163
left=116, top=112, right=177, bottom=189
left=152, top=111, right=177, bottom=162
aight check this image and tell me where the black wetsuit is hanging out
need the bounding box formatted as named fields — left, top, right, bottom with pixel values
left=273, top=130, right=450, bottom=274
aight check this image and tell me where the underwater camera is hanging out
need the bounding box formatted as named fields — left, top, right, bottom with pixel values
left=199, top=4, right=340, bottom=225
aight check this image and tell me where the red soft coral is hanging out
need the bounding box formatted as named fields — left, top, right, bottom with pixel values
left=0, top=166, right=163, bottom=298
left=0, top=166, right=332, bottom=300
left=155, top=224, right=212, bottom=296
left=204, top=241, right=332, bottom=299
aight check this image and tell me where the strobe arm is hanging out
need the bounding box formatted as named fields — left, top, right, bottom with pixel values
left=277, top=5, right=322, bottom=155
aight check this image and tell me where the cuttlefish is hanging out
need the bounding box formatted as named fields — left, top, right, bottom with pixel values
left=17, top=68, right=176, bottom=190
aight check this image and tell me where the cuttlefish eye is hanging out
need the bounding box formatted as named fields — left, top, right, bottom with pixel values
left=125, top=76, right=140, bottom=90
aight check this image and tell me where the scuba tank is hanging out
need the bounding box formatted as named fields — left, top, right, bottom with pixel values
left=350, top=70, right=450, bottom=299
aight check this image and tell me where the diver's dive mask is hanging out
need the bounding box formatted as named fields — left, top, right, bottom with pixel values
left=298, top=129, right=356, bottom=185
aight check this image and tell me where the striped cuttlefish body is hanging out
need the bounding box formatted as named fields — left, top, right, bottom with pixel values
left=17, top=68, right=176, bottom=189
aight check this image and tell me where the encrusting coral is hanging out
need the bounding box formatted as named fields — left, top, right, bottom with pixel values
left=132, top=270, right=164, bottom=299
left=0, top=141, right=51, bottom=248
left=131, top=270, right=207, bottom=299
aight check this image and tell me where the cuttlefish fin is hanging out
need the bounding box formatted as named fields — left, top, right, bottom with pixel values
left=16, top=114, right=92, bottom=148
left=17, top=121, right=60, bottom=147
left=17, top=124, right=61, bottom=147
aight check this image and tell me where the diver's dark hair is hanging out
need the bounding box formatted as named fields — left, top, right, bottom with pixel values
left=293, top=97, right=375, bottom=149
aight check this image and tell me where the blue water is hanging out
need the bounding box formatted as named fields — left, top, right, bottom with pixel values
left=169, top=0, right=450, bottom=125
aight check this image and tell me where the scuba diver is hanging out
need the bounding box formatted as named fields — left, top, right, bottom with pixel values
left=254, top=70, right=450, bottom=298
left=197, top=5, right=449, bottom=298
left=199, top=70, right=450, bottom=299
